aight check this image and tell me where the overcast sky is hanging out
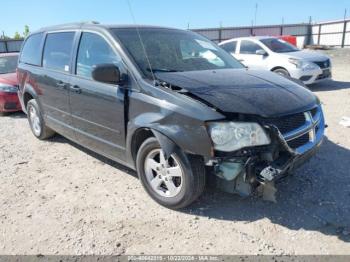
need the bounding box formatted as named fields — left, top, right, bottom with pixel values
left=1, top=0, right=349, bottom=37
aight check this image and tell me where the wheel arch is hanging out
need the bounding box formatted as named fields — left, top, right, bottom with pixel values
left=129, top=127, right=180, bottom=168
left=271, top=66, right=289, bottom=72
left=22, top=84, right=39, bottom=113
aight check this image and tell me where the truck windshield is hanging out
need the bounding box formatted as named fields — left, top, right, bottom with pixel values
left=260, top=38, right=299, bottom=53
left=112, top=28, right=244, bottom=79
left=0, top=55, right=18, bottom=74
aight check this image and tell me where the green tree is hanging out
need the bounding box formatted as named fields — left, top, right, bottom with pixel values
left=13, top=32, right=22, bottom=40
left=23, top=25, right=30, bottom=38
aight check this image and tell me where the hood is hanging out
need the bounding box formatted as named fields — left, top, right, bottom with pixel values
left=155, top=69, right=318, bottom=118
left=0, top=73, right=18, bottom=86
left=282, top=50, right=329, bottom=62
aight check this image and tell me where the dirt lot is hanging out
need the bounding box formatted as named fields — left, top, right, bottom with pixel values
left=0, top=49, right=349, bottom=256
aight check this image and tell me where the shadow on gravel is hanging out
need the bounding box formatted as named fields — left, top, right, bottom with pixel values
left=46, top=133, right=350, bottom=242
left=49, top=134, right=138, bottom=178
left=309, top=80, right=350, bottom=91
left=184, top=137, right=350, bottom=242
left=1, top=111, right=26, bottom=118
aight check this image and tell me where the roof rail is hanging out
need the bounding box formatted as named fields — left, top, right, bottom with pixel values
left=39, top=21, right=100, bottom=31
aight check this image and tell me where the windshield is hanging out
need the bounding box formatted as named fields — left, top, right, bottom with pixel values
left=0, top=55, right=18, bottom=74
left=112, top=28, right=244, bottom=79
left=260, top=38, right=299, bottom=53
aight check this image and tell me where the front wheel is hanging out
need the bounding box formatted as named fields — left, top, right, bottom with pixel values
left=273, top=68, right=290, bottom=77
left=136, top=137, right=206, bottom=209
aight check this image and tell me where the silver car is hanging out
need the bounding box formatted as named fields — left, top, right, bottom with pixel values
left=219, top=36, right=332, bottom=85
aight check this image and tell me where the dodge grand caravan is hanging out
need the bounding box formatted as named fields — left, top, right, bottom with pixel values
left=17, top=22, right=325, bottom=209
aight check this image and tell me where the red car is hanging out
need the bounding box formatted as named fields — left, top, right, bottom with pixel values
left=0, top=52, right=21, bottom=115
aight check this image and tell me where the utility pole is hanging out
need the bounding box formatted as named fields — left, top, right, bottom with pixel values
left=344, top=8, right=347, bottom=20
left=254, top=3, right=258, bottom=26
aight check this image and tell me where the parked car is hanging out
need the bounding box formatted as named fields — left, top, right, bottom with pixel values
left=219, top=36, right=332, bottom=85
left=0, top=52, right=21, bottom=115
left=17, top=23, right=325, bottom=209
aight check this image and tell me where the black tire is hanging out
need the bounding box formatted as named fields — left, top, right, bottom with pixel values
left=27, top=99, right=55, bottom=140
left=0, top=112, right=7, bottom=117
left=136, top=137, right=206, bottom=209
left=273, top=68, right=290, bottom=77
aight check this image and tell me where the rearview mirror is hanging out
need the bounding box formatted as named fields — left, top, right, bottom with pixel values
left=92, top=64, right=127, bottom=85
left=256, top=49, right=268, bottom=56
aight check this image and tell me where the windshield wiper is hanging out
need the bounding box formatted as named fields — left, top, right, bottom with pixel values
left=146, top=68, right=182, bottom=73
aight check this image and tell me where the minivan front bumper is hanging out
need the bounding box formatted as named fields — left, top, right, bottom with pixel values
left=211, top=105, right=325, bottom=195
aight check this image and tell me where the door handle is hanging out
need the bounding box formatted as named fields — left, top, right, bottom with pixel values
left=70, top=85, right=82, bottom=94
left=238, top=59, right=245, bottom=62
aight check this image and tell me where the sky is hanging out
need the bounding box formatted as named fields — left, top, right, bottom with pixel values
left=1, top=0, right=349, bottom=37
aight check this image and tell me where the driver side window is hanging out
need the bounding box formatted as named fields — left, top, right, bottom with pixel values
left=76, top=32, right=121, bottom=79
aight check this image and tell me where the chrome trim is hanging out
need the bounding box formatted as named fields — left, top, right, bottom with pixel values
left=280, top=106, right=325, bottom=155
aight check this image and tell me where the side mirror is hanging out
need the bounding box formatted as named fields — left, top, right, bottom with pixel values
left=256, top=49, right=268, bottom=56
left=92, top=64, right=127, bottom=85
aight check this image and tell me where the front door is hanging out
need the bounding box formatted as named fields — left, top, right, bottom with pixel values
left=235, top=40, right=268, bottom=70
left=69, top=32, right=126, bottom=161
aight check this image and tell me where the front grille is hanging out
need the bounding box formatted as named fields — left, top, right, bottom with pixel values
left=310, top=107, right=318, bottom=118
left=264, top=113, right=306, bottom=134
left=287, top=133, right=310, bottom=149
left=313, top=59, right=330, bottom=69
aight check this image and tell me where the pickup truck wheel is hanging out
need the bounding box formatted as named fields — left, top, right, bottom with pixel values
left=27, top=99, right=55, bottom=140
left=136, top=137, right=205, bottom=209
left=273, top=68, right=290, bottom=77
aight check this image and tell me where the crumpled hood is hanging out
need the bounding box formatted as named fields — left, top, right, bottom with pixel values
left=282, top=50, right=329, bottom=62
left=155, top=69, right=318, bottom=118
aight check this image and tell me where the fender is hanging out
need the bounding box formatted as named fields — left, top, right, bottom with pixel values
left=151, top=129, right=178, bottom=160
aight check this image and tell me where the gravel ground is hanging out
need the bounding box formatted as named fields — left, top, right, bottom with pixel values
left=0, top=49, right=349, bottom=256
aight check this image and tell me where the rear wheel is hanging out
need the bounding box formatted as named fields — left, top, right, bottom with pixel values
left=27, top=99, right=55, bottom=140
left=273, top=68, right=290, bottom=77
left=136, top=137, right=205, bottom=209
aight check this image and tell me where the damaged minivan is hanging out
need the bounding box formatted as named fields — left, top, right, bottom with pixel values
left=17, top=22, right=325, bottom=209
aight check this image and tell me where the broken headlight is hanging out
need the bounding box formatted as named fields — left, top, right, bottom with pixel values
left=208, top=122, right=271, bottom=152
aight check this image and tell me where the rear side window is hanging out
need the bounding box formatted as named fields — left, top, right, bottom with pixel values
left=43, top=32, right=75, bottom=72
left=20, top=33, right=43, bottom=66
left=76, top=32, right=121, bottom=79
left=221, top=41, right=237, bottom=53
left=239, top=40, right=262, bottom=54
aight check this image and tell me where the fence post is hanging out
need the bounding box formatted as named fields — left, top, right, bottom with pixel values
left=218, top=28, right=222, bottom=43
left=317, top=24, right=322, bottom=45
left=4, top=40, right=8, bottom=52
left=341, top=20, right=347, bottom=48
left=280, top=25, right=283, bottom=36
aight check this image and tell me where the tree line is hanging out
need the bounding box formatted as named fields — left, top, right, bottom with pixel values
left=1, top=25, right=30, bottom=40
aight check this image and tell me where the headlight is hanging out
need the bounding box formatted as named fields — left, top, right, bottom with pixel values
left=0, top=83, right=18, bottom=93
left=288, top=58, right=303, bottom=68
left=208, top=122, right=270, bottom=152
left=288, top=58, right=319, bottom=70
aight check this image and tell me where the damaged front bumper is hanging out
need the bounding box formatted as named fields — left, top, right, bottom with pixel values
left=209, top=105, right=325, bottom=197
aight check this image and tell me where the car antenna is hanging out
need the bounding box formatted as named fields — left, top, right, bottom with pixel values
left=126, top=0, right=156, bottom=84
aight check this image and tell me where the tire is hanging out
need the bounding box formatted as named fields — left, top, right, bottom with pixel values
left=136, top=137, right=206, bottom=209
left=273, top=68, right=290, bottom=77
left=27, top=99, right=55, bottom=140
left=0, top=112, right=7, bottom=117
